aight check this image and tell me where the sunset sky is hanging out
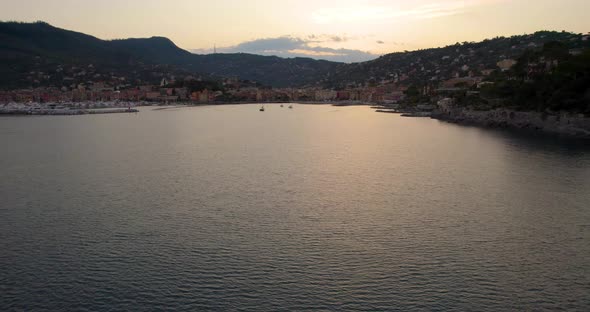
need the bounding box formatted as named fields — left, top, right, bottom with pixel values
left=1, top=0, right=588, bottom=62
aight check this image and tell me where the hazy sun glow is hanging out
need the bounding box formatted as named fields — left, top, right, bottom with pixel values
left=0, top=0, right=588, bottom=60
left=310, top=2, right=469, bottom=24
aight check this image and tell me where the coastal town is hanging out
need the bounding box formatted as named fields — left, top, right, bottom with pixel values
left=0, top=50, right=581, bottom=115
left=0, top=75, right=414, bottom=106
left=1, top=29, right=589, bottom=138
left=0, top=45, right=565, bottom=105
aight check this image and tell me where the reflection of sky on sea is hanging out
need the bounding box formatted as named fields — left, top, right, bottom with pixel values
left=1, top=104, right=589, bottom=311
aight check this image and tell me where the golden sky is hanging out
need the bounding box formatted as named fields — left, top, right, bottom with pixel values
left=1, top=0, right=588, bottom=62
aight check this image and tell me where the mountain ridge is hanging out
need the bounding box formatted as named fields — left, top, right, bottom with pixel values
left=0, top=21, right=338, bottom=88
left=1, top=21, right=588, bottom=90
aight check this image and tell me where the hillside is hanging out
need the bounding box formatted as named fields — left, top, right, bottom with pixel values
left=323, top=31, right=590, bottom=88
left=0, top=21, right=338, bottom=89
left=0, top=22, right=588, bottom=91
left=0, top=22, right=182, bottom=89
left=186, top=53, right=335, bottom=87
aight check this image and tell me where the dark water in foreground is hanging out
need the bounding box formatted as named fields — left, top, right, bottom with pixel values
left=1, top=104, right=589, bottom=311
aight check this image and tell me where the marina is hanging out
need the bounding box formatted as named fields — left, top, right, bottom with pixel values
left=0, top=101, right=140, bottom=115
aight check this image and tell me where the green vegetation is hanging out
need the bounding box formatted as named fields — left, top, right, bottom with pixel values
left=403, top=85, right=430, bottom=105
left=0, top=21, right=338, bottom=88
left=481, top=42, right=590, bottom=114
left=167, top=80, right=224, bottom=92
left=323, top=31, right=589, bottom=89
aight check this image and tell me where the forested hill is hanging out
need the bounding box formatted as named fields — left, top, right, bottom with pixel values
left=322, top=31, right=590, bottom=88
left=0, top=21, right=588, bottom=92
left=0, top=21, right=338, bottom=88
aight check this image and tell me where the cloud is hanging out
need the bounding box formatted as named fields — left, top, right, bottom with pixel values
left=307, top=34, right=352, bottom=43
left=310, top=0, right=505, bottom=24
left=192, top=36, right=378, bottom=63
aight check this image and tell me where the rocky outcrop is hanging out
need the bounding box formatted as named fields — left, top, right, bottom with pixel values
left=432, top=107, right=590, bottom=138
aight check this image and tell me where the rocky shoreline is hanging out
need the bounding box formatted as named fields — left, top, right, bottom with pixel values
left=431, top=107, right=590, bottom=138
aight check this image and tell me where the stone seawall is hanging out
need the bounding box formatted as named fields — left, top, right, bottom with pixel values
left=432, top=108, right=590, bottom=138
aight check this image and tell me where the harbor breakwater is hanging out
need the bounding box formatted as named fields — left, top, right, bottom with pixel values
left=0, top=108, right=139, bottom=115
left=432, top=107, right=590, bottom=138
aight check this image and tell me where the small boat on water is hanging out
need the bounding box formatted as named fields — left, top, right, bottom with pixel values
left=259, top=106, right=265, bottom=112
left=288, top=105, right=293, bottom=109
left=280, top=104, right=284, bottom=107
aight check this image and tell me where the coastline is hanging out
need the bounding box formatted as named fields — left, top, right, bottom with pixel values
left=431, top=108, right=590, bottom=139
left=3, top=101, right=590, bottom=139
left=0, top=108, right=139, bottom=116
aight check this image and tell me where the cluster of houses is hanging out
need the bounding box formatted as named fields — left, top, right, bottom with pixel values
left=0, top=52, right=561, bottom=108
left=0, top=78, right=413, bottom=105
left=3, top=31, right=587, bottom=108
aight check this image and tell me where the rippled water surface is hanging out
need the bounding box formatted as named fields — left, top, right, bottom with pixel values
left=1, top=104, right=590, bottom=311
